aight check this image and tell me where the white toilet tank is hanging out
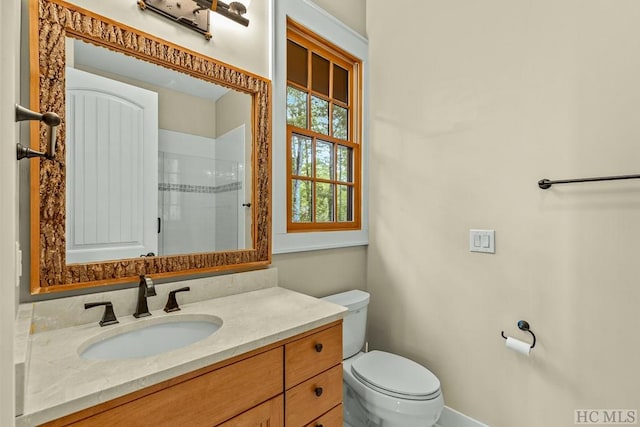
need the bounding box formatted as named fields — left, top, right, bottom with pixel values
left=322, top=290, right=370, bottom=359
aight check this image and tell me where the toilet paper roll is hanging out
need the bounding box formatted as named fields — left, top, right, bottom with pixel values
left=505, top=336, right=531, bottom=356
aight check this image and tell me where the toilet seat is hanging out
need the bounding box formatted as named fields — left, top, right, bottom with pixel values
left=350, top=351, right=441, bottom=401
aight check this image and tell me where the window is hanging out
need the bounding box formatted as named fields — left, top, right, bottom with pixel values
left=286, top=19, right=362, bottom=232
left=273, top=0, right=368, bottom=253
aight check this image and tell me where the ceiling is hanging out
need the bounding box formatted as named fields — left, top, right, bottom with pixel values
left=73, top=39, right=229, bottom=102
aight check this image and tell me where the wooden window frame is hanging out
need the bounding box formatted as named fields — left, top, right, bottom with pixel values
left=286, top=19, right=362, bottom=233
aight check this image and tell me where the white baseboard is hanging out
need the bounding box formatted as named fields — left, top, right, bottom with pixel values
left=437, top=406, right=490, bottom=427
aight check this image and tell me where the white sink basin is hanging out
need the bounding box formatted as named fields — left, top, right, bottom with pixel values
left=79, top=315, right=222, bottom=360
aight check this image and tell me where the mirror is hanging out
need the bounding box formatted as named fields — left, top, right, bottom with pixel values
left=30, top=0, right=271, bottom=294
left=66, top=39, right=253, bottom=263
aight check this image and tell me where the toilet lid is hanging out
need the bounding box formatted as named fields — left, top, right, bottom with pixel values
left=351, top=351, right=441, bottom=400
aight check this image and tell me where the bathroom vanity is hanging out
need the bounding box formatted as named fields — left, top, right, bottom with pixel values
left=15, top=282, right=346, bottom=426
left=18, top=1, right=346, bottom=425
left=44, top=323, right=342, bottom=426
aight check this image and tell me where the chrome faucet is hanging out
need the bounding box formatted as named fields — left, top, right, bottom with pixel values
left=134, top=275, right=156, bottom=318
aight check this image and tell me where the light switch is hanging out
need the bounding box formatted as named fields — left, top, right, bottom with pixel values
left=469, top=229, right=495, bottom=253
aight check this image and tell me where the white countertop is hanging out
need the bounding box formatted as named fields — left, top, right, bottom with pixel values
left=16, top=287, right=346, bottom=426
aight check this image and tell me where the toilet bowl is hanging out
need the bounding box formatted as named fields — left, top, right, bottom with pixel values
left=343, top=351, right=443, bottom=427
left=322, top=290, right=444, bottom=427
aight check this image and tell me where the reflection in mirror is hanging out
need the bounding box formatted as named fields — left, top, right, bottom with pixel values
left=65, top=39, right=253, bottom=264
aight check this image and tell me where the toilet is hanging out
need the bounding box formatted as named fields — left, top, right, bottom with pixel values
left=322, top=290, right=444, bottom=427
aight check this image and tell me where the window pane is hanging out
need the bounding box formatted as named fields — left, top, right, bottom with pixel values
left=337, top=185, right=353, bottom=222
left=316, top=182, right=335, bottom=222
left=332, top=104, right=348, bottom=140
left=287, top=86, right=308, bottom=128
left=333, top=64, right=349, bottom=103
left=316, top=140, right=333, bottom=180
left=291, top=134, right=313, bottom=177
left=287, top=40, right=308, bottom=87
left=291, top=179, right=312, bottom=222
left=312, top=53, right=330, bottom=96
left=337, top=145, right=353, bottom=183
left=311, top=96, right=329, bottom=135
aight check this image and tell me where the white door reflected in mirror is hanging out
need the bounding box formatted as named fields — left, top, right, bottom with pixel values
left=66, top=67, right=159, bottom=264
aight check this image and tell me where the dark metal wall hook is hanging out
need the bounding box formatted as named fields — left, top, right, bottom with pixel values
left=15, top=104, right=61, bottom=161
left=501, top=320, right=536, bottom=349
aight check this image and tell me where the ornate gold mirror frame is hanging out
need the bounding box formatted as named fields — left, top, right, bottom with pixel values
left=29, top=0, right=271, bottom=294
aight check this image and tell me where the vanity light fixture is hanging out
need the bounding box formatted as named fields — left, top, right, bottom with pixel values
left=138, top=0, right=251, bottom=40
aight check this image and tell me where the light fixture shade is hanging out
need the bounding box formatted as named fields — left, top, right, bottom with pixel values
left=229, top=0, right=250, bottom=15
left=215, top=0, right=250, bottom=26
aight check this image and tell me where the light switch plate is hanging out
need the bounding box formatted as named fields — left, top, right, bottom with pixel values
left=469, top=229, right=495, bottom=253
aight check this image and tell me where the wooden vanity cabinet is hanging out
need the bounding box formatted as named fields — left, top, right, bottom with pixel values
left=42, top=321, right=343, bottom=427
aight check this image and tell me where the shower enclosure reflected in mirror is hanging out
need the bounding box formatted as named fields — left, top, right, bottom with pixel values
left=65, top=39, right=252, bottom=263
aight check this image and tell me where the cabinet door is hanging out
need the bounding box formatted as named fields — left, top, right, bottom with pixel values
left=68, top=348, right=283, bottom=427
left=217, top=394, right=283, bottom=427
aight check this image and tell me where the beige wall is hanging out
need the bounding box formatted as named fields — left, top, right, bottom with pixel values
left=367, top=1, right=640, bottom=426
left=273, top=246, right=367, bottom=297
left=215, top=90, right=251, bottom=138
left=156, top=88, right=216, bottom=138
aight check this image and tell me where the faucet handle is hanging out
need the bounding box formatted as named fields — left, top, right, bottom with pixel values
left=85, top=302, right=119, bottom=327
left=141, top=275, right=156, bottom=297
left=164, top=287, right=191, bottom=313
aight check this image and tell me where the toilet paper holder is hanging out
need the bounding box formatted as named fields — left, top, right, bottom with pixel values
left=501, top=320, right=536, bottom=349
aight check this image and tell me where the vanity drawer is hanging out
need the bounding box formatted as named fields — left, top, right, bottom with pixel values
left=284, top=364, right=342, bottom=427
left=285, top=324, right=342, bottom=389
left=304, top=403, right=343, bottom=427
left=67, top=347, right=283, bottom=427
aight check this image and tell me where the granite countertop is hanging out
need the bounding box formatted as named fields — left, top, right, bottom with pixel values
left=16, top=287, right=347, bottom=426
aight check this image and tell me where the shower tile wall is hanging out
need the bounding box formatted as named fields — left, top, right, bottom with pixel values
left=158, top=129, right=244, bottom=256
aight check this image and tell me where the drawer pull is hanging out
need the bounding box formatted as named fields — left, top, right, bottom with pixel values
left=315, top=343, right=324, bottom=352
left=316, top=424, right=324, bottom=427
left=314, top=387, right=324, bottom=397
